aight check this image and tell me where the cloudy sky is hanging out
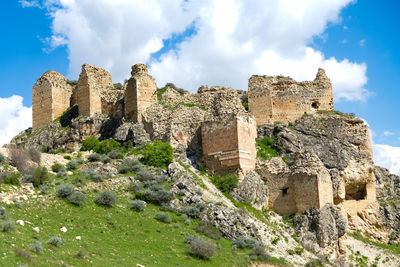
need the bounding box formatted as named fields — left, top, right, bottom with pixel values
left=1, top=0, right=399, bottom=174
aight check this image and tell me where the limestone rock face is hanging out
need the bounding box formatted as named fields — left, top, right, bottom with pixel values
left=231, top=171, right=268, bottom=210
left=10, top=114, right=150, bottom=152
left=292, top=204, right=347, bottom=258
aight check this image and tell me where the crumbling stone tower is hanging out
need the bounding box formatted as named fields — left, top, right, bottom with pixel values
left=201, top=115, right=257, bottom=177
left=32, top=71, right=73, bottom=129
left=248, top=68, right=334, bottom=125
left=76, top=64, right=114, bottom=117
left=125, top=64, right=157, bottom=123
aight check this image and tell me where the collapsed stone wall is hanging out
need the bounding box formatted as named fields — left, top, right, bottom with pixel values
left=32, top=71, right=73, bottom=129
left=248, top=68, right=333, bottom=125
left=257, top=152, right=333, bottom=215
left=125, top=64, right=157, bottom=123
left=201, top=115, right=257, bottom=176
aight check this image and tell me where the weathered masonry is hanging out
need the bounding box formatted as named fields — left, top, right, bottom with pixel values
left=258, top=152, right=334, bottom=215
left=201, top=115, right=257, bottom=176
left=125, top=64, right=157, bottom=123
left=32, top=71, right=73, bottom=129
left=76, top=64, right=114, bottom=117
left=248, top=68, right=334, bottom=125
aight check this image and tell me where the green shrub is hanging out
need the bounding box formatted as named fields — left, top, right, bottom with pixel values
left=305, top=259, right=324, bottom=267
left=57, top=184, right=75, bottom=199
left=0, top=153, right=5, bottom=163
left=39, top=184, right=49, bottom=195
left=30, top=241, right=43, bottom=254
left=32, top=167, right=50, bottom=187
left=82, top=169, right=103, bottom=182
left=93, top=139, right=121, bottom=154
left=250, top=243, right=269, bottom=260
left=256, top=136, right=279, bottom=160
left=118, top=165, right=131, bottom=174
left=155, top=212, right=171, bottom=223
left=108, top=150, right=123, bottom=159
left=143, top=186, right=173, bottom=205
left=4, top=172, right=20, bottom=185
left=101, top=154, right=111, bottom=163
left=47, top=236, right=62, bottom=247
left=194, top=223, right=222, bottom=240
left=233, top=236, right=258, bottom=249
left=210, top=174, right=238, bottom=195
left=183, top=204, right=205, bottom=219
left=64, top=155, right=72, bottom=160
left=88, top=153, right=101, bottom=162
left=81, top=136, right=100, bottom=151
left=2, top=219, right=15, bottom=232
left=129, top=200, right=147, bottom=212
left=67, top=159, right=83, bottom=170
left=136, top=169, right=154, bottom=182
left=67, top=191, right=86, bottom=206
left=128, top=181, right=143, bottom=193
left=95, top=190, right=116, bottom=207
left=51, top=163, right=64, bottom=173
left=185, top=235, right=216, bottom=259
left=142, top=141, right=173, bottom=168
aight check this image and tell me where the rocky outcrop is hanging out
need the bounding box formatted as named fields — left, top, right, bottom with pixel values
left=292, top=204, right=347, bottom=258
left=231, top=171, right=268, bottom=210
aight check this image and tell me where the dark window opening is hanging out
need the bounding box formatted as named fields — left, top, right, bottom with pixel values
left=345, top=184, right=367, bottom=200
left=311, top=101, right=320, bottom=109
left=282, top=188, right=289, bottom=196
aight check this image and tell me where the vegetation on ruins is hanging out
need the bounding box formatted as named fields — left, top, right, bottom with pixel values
left=256, top=136, right=279, bottom=160
left=141, top=140, right=173, bottom=168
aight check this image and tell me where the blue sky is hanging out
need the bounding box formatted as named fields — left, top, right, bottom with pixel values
left=0, top=0, right=399, bottom=173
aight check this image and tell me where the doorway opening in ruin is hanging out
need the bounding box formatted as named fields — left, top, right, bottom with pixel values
left=282, top=188, right=289, bottom=196
left=345, top=184, right=367, bottom=200
left=311, top=101, right=320, bottom=109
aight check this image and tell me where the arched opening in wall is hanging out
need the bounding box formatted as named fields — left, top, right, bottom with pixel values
left=345, top=184, right=367, bottom=200
left=311, top=101, right=320, bottom=109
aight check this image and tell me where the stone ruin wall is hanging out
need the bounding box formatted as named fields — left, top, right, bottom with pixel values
left=258, top=153, right=334, bottom=215
left=76, top=64, right=114, bottom=117
left=201, top=115, right=256, bottom=177
left=248, top=68, right=334, bottom=125
left=125, top=64, right=157, bottom=123
left=32, top=71, right=72, bottom=129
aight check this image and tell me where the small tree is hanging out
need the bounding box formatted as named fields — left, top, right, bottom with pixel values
left=142, top=141, right=173, bottom=168
left=81, top=136, right=100, bottom=151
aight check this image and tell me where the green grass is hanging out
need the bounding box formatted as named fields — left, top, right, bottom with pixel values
left=349, top=232, right=400, bottom=256
left=256, top=136, right=279, bottom=160
left=0, top=188, right=251, bottom=266
left=157, top=86, right=168, bottom=101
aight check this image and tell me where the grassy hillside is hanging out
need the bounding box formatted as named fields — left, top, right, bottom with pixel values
left=0, top=186, right=251, bottom=266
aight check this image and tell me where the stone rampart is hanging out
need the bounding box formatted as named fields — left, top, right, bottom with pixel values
left=248, top=68, right=333, bottom=125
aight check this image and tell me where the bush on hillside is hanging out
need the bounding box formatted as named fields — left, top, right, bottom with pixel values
left=81, top=136, right=99, bottom=151
left=47, top=236, right=62, bottom=247
left=67, top=191, right=86, bottom=206
left=93, top=139, right=121, bottom=154
left=0, top=207, right=6, bottom=219
left=185, top=235, right=216, bottom=259
left=155, top=212, right=171, bottom=223
left=1, top=219, right=15, bottom=233
left=30, top=241, right=43, bottom=254
left=81, top=169, right=103, bottom=182
left=142, top=141, right=173, bottom=168
left=57, top=184, right=75, bottom=199
left=136, top=169, right=154, bottom=182
left=31, top=167, right=50, bottom=187
left=108, top=150, right=124, bottom=159
left=88, top=153, right=101, bottom=162
left=67, top=159, right=83, bottom=170
left=210, top=174, right=238, bottom=195
left=143, top=185, right=173, bottom=205
left=3, top=172, right=20, bottom=186
left=27, top=147, right=41, bottom=164
left=129, top=200, right=147, bottom=212
left=0, top=153, right=5, bottom=163
left=194, top=223, right=222, bottom=240
left=95, top=190, right=116, bottom=207
left=51, top=163, right=64, bottom=173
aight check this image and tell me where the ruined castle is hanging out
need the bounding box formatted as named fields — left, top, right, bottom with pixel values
left=32, top=64, right=375, bottom=215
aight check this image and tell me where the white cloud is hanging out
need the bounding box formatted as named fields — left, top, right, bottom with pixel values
left=19, top=0, right=41, bottom=8
left=383, top=131, right=394, bottom=136
left=0, top=96, right=32, bottom=146
left=373, top=144, right=400, bottom=175
left=33, top=0, right=368, bottom=102
left=360, top=39, right=365, bottom=46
